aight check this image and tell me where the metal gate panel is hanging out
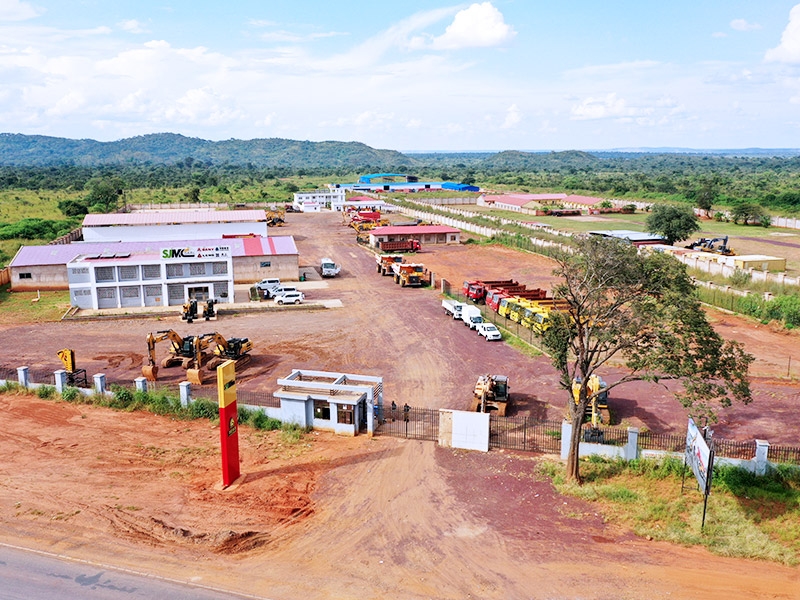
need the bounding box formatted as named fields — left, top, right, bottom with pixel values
left=374, top=405, right=439, bottom=441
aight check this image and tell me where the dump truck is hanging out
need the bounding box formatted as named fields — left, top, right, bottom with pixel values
left=378, top=239, right=420, bottom=253
left=391, top=263, right=431, bottom=287
left=320, top=257, right=341, bottom=277
left=462, top=279, right=518, bottom=303
left=376, top=254, right=404, bottom=276
left=487, top=287, right=548, bottom=313
left=442, top=298, right=465, bottom=320
left=470, top=374, right=510, bottom=416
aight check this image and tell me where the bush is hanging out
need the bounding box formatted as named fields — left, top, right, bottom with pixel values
left=189, top=399, right=218, bottom=420
left=110, top=385, right=135, bottom=409
left=61, top=386, right=81, bottom=402
left=36, top=384, right=56, bottom=399
left=729, top=268, right=752, bottom=287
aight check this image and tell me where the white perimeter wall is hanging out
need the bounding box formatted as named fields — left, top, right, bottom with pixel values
left=83, top=222, right=268, bottom=243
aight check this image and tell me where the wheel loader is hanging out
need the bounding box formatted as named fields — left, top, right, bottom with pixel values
left=470, top=374, right=510, bottom=416
left=142, top=330, right=209, bottom=384
left=201, top=332, right=253, bottom=371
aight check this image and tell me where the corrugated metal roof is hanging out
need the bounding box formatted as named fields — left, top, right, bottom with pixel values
left=10, top=236, right=297, bottom=268
left=370, top=225, right=460, bottom=235
left=82, top=210, right=268, bottom=227
left=565, top=195, right=606, bottom=205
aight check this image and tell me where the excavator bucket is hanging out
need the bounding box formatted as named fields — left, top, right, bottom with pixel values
left=142, top=365, right=158, bottom=381
left=186, top=368, right=205, bottom=386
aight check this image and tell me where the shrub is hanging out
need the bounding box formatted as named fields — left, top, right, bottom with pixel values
left=729, top=268, right=752, bottom=287
left=110, top=385, right=135, bottom=409
left=36, top=384, right=56, bottom=399
left=61, top=386, right=81, bottom=402
left=189, top=399, right=218, bottom=420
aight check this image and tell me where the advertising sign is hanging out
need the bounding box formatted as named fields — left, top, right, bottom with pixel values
left=685, top=418, right=712, bottom=494
left=217, top=359, right=240, bottom=487
left=161, top=245, right=231, bottom=260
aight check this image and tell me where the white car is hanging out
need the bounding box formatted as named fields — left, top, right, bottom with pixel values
left=274, top=291, right=305, bottom=305
left=255, top=278, right=281, bottom=292
left=477, top=322, right=502, bottom=341
left=264, top=285, right=297, bottom=299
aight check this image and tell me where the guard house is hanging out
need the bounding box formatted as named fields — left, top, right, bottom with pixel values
left=273, top=370, right=384, bottom=436
left=67, top=243, right=234, bottom=310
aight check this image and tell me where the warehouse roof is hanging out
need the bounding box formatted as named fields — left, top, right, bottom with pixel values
left=82, top=210, right=268, bottom=227
left=370, top=225, right=460, bottom=235
left=10, top=236, right=297, bottom=268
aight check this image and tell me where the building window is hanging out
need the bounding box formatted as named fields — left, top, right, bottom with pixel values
left=166, top=264, right=184, bottom=278
left=313, top=400, right=331, bottom=420
left=95, top=266, right=115, bottom=282
left=260, top=261, right=271, bottom=268
left=212, top=262, right=228, bottom=274
left=142, top=264, right=161, bottom=279
left=337, top=405, right=354, bottom=425
left=189, top=263, right=206, bottom=276
left=18, top=272, right=32, bottom=279
left=97, top=288, right=115, bottom=299
left=118, top=265, right=138, bottom=280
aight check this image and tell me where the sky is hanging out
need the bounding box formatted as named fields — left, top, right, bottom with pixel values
left=2, top=1, right=800, bottom=152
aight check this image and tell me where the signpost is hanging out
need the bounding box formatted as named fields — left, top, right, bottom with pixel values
left=683, top=418, right=715, bottom=529
left=217, top=359, right=240, bottom=488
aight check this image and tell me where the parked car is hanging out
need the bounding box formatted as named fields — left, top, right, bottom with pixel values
left=255, top=278, right=281, bottom=292
left=274, top=291, right=305, bottom=305
left=264, top=285, right=297, bottom=299
left=476, top=322, right=502, bottom=341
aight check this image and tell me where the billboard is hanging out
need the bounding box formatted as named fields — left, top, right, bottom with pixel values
left=161, top=245, right=231, bottom=260
left=685, top=418, right=712, bottom=494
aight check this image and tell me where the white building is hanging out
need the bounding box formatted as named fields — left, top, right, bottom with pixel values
left=292, top=188, right=345, bottom=212
left=81, top=210, right=269, bottom=243
left=67, top=244, right=234, bottom=310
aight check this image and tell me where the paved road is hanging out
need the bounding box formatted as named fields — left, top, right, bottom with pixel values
left=0, top=543, right=265, bottom=600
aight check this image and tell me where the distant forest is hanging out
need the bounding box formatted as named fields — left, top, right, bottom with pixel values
left=2, top=133, right=800, bottom=212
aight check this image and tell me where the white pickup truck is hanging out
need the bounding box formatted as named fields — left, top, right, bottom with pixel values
left=442, top=298, right=465, bottom=319
left=320, top=258, right=341, bottom=277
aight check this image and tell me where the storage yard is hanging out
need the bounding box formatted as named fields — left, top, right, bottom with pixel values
left=1, top=209, right=799, bottom=598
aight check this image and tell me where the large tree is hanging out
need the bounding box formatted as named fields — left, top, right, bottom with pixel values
left=542, top=236, right=753, bottom=483
left=645, top=203, right=700, bottom=245
left=84, top=176, right=125, bottom=213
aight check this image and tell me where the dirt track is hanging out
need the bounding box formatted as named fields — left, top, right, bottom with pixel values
left=0, top=211, right=799, bottom=598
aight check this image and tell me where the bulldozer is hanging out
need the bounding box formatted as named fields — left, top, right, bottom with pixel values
left=201, top=332, right=254, bottom=371
left=142, top=330, right=209, bottom=384
left=57, top=348, right=88, bottom=387
left=470, top=374, right=510, bottom=416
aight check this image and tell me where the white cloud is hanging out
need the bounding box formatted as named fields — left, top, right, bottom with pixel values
left=501, top=104, right=521, bottom=129
left=118, top=19, right=148, bottom=34
left=766, top=5, right=800, bottom=63
left=0, top=0, right=42, bottom=21
left=730, top=19, right=761, bottom=32
left=425, top=2, right=516, bottom=50
left=570, top=93, right=650, bottom=121
left=712, top=31, right=727, bottom=38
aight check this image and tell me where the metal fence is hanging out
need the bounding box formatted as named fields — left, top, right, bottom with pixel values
left=374, top=405, right=439, bottom=441
left=488, top=415, right=562, bottom=453
left=639, top=431, right=686, bottom=452
left=768, top=445, right=800, bottom=466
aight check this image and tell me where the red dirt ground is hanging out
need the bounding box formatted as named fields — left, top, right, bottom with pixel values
left=0, top=211, right=798, bottom=598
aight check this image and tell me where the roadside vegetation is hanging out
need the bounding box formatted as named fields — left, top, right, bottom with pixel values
left=540, top=456, right=800, bottom=565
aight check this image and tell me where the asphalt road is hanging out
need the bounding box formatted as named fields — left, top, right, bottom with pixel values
left=0, top=543, right=266, bottom=600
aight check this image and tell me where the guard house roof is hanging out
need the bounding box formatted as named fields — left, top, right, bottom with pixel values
left=370, top=225, right=460, bottom=236
left=82, top=210, right=268, bottom=227
left=589, top=230, right=666, bottom=244
left=10, top=236, right=297, bottom=268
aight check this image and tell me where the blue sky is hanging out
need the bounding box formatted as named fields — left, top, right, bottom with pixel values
left=2, top=1, right=800, bottom=151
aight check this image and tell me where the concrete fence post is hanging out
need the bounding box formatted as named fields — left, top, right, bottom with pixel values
left=17, top=366, right=29, bottom=388
left=755, top=439, right=770, bottom=476
left=560, top=420, right=572, bottom=460
left=625, top=427, right=639, bottom=461
left=134, top=377, right=147, bottom=393
left=93, top=373, right=106, bottom=395
left=54, top=370, right=67, bottom=394
left=180, top=381, right=192, bottom=407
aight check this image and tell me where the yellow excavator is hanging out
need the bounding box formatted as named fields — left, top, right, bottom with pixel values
left=142, top=330, right=209, bottom=384
left=57, top=348, right=88, bottom=387
left=201, top=332, right=253, bottom=372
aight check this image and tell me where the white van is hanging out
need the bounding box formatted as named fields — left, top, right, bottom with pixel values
left=255, top=278, right=281, bottom=292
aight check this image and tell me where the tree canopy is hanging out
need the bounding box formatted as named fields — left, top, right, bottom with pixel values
left=542, top=236, right=754, bottom=483
left=645, top=203, right=700, bottom=245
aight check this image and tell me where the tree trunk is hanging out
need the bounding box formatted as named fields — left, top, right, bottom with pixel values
left=565, top=404, right=585, bottom=483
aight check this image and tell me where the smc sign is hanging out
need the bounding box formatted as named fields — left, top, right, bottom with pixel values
left=162, top=247, right=194, bottom=259
left=161, top=246, right=231, bottom=260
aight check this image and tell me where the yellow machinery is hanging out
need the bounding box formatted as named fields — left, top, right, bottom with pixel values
left=266, top=209, right=285, bottom=227
left=142, top=330, right=209, bottom=384
left=201, top=332, right=253, bottom=371
left=182, top=299, right=217, bottom=323
left=57, top=348, right=88, bottom=387
left=572, top=374, right=610, bottom=429
left=392, top=263, right=431, bottom=287
left=470, top=374, right=510, bottom=416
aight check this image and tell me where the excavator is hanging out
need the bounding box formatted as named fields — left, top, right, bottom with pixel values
left=182, top=299, right=218, bottom=323
left=572, top=374, right=610, bottom=442
left=142, top=330, right=209, bottom=384
left=201, top=332, right=254, bottom=372
left=470, top=374, right=510, bottom=416
left=685, top=236, right=735, bottom=256
left=57, top=348, right=88, bottom=387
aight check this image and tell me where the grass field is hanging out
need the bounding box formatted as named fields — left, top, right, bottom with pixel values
left=0, top=285, right=71, bottom=324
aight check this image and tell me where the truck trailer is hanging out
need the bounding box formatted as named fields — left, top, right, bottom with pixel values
left=378, top=239, right=421, bottom=253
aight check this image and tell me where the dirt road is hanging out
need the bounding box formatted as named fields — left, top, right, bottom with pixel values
left=0, top=211, right=798, bottom=598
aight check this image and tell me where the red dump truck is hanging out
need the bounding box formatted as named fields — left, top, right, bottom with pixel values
left=461, top=279, right=518, bottom=303
left=378, top=239, right=421, bottom=253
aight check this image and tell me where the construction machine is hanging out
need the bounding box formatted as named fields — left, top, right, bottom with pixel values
left=142, top=330, right=209, bottom=384
left=265, top=209, right=285, bottom=227
left=202, top=299, right=217, bottom=321
left=470, top=374, right=510, bottom=416
left=181, top=299, right=198, bottom=323
left=57, top=348, right=88, bottom=387
left=392, top=263, right=431, bottom=287
left=685, top=236, right=735, bottom=256
left=462, top=279, right=518, bottom=303
left=376, top=254, right=404, bottom=276
left=202, top=332, right=254, bottom=371
left=572, top=374, right=610, bottom=441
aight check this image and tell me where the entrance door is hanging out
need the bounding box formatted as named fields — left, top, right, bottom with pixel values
left=187, top=285, right=210, bottom=301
